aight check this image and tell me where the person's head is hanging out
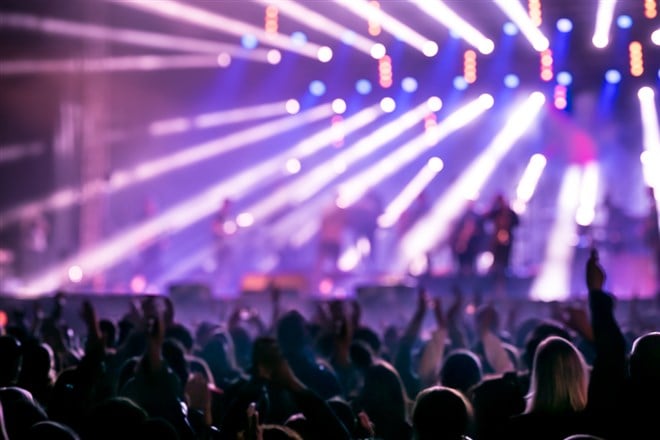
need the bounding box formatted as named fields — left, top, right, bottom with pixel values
left=412, top=386, right=473, bottom=440
left=276, top=311, right=309, bottom=355
left=0, top=335, right=22, bottom=386
left=99, top=319, right=117, bottom=349
left=27, top=421, right=80, bottom=440
left=162, top=338, right=188, bottom=390
left=165, top=323, right=194, bottom=353
left=360, top=361, right=408, bottom=421
left=83, top=397, right=148, bottom=440
left=523, top=321, right=572, bottom=370
left=199, top=330, right=240, bottom=384
left=629, top=332, right=660, bottom=391
left=527, top=336, right=588, bottom=413
left=19, top=341, right=55, bottom=387
left=440, top=349, right=483, bottom=395
left=0, top=387, right=48, bottom=439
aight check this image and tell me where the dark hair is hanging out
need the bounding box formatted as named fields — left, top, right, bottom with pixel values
left=412, top=386, right=473, bottom=440
left=440, top=350, right=483, bottom=394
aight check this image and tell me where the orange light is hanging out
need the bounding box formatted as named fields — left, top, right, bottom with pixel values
left=378, top=55, right=393, bottom=88
left=540, top=49, right=553, bottom=81
left=645, top=0, right=658, bottom=19
left=463, top=50, right=477, bottom=84
left=529, top=0, right=542, bottom=26
left=554, top=85, right=567, bottom=110
left=629, top=41, right=644, bottom=77
left=265, top=5, right=279, bottom=34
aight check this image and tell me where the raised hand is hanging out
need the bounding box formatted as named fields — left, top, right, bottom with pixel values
left=586, top=248, right=606, bottom=291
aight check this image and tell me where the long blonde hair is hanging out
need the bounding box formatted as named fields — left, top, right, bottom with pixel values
left=527, top=336, right=588, bottom=413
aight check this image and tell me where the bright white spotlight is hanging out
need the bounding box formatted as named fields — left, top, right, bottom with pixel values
left=653, top=29, right=660, bottom=46
left=241, top=34, right=258, bottom=49
left=267, top=49, right=282, bottom=64
left=335, top=0, right=436, bottom=55
left=504, top=74, right=520, bottom=88
left=255, top=0, right=381, bottom=57
left=402, top=77, right=418, bottom=93
left=422, top=41, right=439, bottom=57
left=2, top=12, right=274, bottom=64
left=575, top=163, right=600, bottom=226
left=285, top=158, right=302, bottom=174
left=494, top=0, right=550, bottom=51
left=530, top=166, right=582, bottom=301
left=556, top=18, right=573, bottom=32
left=638, top=86, right=660, bottom=188
left=338, top=95, right=493, bottom=209
left=111, top=1, right=325, bottom=60
left=378, top=158, right=444, bottom=228
left=409, top=0, right=495, bottom=55
left=556, top=71, right=573, bottom=86
left=236, top=212, right=255, bottom=228
left=605, top=69, right=621, bottom=84
left=592, top=0, right=617, bottom=49
left=317, top=46, right=333, bottom=62
left=380, top=97, right=396, bottom=113
left=68, top=265, right=83, bottom=283
left=427, top=156, right=444, bottom=172
left=286, top=99, right=301, bottom=114
left=332, top=98, right=347, bottom=114
left=516, top=153, right=547, bottom=205
left=427, top=96, right=443, bottom=112
left=370, top=43, right=387, bottom=59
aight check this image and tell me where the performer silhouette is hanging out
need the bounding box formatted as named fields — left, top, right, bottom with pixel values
left=485, top=194, right=519, bottom=277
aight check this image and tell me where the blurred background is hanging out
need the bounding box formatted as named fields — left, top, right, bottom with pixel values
left=0, top=0, right=659, bottom=301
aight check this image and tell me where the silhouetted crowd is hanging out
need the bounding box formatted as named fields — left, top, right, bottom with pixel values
left=0, top=249, right=659, bottom=440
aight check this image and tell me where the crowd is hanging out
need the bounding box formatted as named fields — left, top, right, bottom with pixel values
left=0, top=249, right=659, bottom=440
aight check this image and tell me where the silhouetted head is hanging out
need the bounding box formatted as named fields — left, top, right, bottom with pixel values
left=83, top=397, right=148, bottom=440
left=360, top=361, right=408, bottom=421
left=523, top=321, right=572, bottom=370
left=440, top=349, right=483, bottom=394
left=0, top=335, right=22, bottom=386
left=629, top=332, right=660, bottom=391
left=99, top=319, right=117, bottom=349
left=165, top=323, right=194, bottom=353
left=162, top=338, right=188, bottom=391
left=276, top=311, right=309, bottom=355
left=0, top=386, right=48, bottom=439
left=27, top=421, right=80, bottom=440
left=199, top=331, right=240, bottom=385
left=412, top=386, right=473, bottom=440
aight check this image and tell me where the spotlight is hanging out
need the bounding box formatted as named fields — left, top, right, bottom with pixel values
left=426, top=96, right=443, bottom=112
left=503, top=22, right=519, bottom=36
left=616, top=15, right=633, bottom=29
left=556, top=71, right=573, bottom=86
left=504, top=74, right=520, bottom=88
left=605, top=69, right=621, bottom=84
left=290, top=31, right=307, bottom=45
left=266, top=49, right=282, bottom=64
left=356, top=79, right=372, bottom=95
left=556, top=18, right=573, bottom=32
left=370, top=43, right=387, bottom=59
left=216, top=53, right=231, bottom=67
left=380, top=97, right=396, bottom=113
left=236, top=212, right=255, bottom=228
left=317, top=46, right=333, bottom=62
left=68, top=265, right=83, bottom=283
left=401, top=77, right=418, bottom=93
left=241, top=34, right=258, bottom=49
left=285, top=158, right=302, bottom=174
left=309, top=80, right=326, bottom=96
left=285, top=99, right=300, bottom=114
left=453, top=76, right=468, bottom=90
left=332, top=98, right=347, bottom=114
left=653, top=29, right=660, bottom=46
left=422, top=41, right=439, bottom=57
